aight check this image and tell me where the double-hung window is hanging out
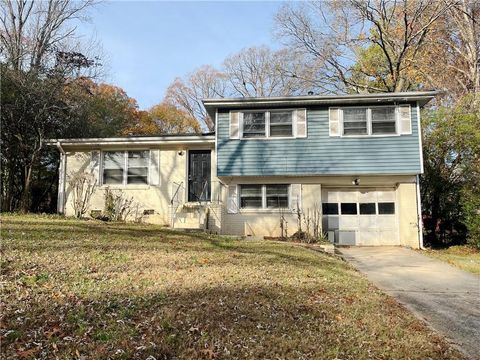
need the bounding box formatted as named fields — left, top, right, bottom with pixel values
left=240, top=184, right=289, bottom=209
left=341, top=106, right=397, bottom=136
left=240, top=185, right=263, bottom=208
left=269, top=111, right=293, bottom=137
left=242, top=110, right=293, bottom=138
left=371, top=107, right=396, bottom=134
left=103, top=151, right=125, bottom=185
left=102, top=150, right=149, bottom=185
left=343, top=108, right=368, bottom=135
left=266, top=184, right=289, bottom=208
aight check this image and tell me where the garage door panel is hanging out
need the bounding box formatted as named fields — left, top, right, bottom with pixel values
left=323, top=215, right=339, bottom=231
left=377, top=215, right=396, bottom=229
left=339, top=191, right=358, bottom=202
left=325, top=191, right=339, bottom=202
left=322, top=188, right=399, bottom=246
left=339, top=216, right=358, bottom=229
left=359, top=215, right=377, bottom=229
left=358, top=190, right=377, bottom=202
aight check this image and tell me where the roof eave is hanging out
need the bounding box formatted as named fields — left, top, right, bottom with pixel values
left=46, top=135, right=215, bottom=147
left=203, top=91, right=440, bottom=120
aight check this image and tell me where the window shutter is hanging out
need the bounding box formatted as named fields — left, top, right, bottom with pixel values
left=329, top=108, right=340, bottom=136
left=290, top=184, right=302, bottom=212
left=295, top=109, right=307, bottom=138
left=149, top=149, right=160, bottom=186
left=230, top=111, right=240, bottom=139
left=91, top=150, right=100, bottom=185
left=227, top=185, right=238, bottom=214
left=398, top=105, right=412, bottom=135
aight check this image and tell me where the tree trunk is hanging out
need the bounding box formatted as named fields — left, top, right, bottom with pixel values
left=428, top=193, right=441, bottom=246
left=19, top=149, right=40, bottom=213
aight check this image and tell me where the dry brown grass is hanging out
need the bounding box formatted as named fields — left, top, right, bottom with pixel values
left=1, top=214, right=464, bottom=359
left=422, top=245, right=480, bottom=275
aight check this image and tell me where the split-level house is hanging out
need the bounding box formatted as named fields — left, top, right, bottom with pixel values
left=50, top=91, right=437, bottom=248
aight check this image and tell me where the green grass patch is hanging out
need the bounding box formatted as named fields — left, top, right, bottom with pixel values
left=423, top=245, right=480, bottom=275
left=0, top=214, right=464, bottom=359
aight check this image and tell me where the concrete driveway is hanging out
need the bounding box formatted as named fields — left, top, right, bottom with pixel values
left=339, top=246, right=480, bottom=360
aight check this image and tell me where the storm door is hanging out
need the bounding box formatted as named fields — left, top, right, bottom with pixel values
left=188, top=150, right=211, bottom=202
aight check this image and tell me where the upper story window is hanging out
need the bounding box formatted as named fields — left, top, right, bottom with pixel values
left=340, top=106, right=398, bottom=136
left=343, top=108, right=368, bottom=135
left=102, top=150, right=149, bottom=185
left=269, top=111, right=293, bottom=137
left=241, top=110, right=293, bottom=138
left=243, top=112, right=266, bottom=138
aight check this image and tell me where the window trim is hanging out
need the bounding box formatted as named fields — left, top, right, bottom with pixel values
left=240, top=109, right=295, bottom=140
left=101, top=149, right=150, bottom=187
left=339, top=105, right=400, bottom=138
left=239, top=184, right=290, bottom=210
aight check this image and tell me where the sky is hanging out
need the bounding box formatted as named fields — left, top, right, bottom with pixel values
left=78, top=1, right=284, bottom=110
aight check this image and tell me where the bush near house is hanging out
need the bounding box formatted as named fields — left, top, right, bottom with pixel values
left=0, top=214, right=463, bottom=359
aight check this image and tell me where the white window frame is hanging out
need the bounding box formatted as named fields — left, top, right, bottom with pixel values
left=101, top=150, right=150, bottom=186
left=240, top=110, right=294, bottom=140
left=340, top=105, right=400, bottom=137
left=239, top=184, right=290, bottom=210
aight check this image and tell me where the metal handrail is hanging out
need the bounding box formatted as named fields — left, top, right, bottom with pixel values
left=198, top=180, right=208, bottom=202
left=170, top=181, right=183, bottom=205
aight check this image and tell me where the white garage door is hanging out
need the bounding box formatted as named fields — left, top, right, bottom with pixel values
left=322, top=188, right=399, bottom=246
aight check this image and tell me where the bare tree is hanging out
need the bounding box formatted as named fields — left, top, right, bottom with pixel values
left=165, top=47, right=317, bottom=130
left=275, top=0, right=455, bottom=93
left=165, top=65, right=227, bottom=130
left=416, top=0, right=479, bottom=101
left=0, top=0, right=98, bottom=73
left=223, top=46, right=312, bottom=97
left=447, top=0, right=479, bottom=95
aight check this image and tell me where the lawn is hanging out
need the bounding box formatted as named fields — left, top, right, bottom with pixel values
left=422, top=245, right=480, bottom=275
left=1, top=214, right=463, bottom=359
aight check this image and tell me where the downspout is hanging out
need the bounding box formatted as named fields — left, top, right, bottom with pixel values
left=56, top=141, right=66, bottom=215
left=416, top=175, right=425, bottom=249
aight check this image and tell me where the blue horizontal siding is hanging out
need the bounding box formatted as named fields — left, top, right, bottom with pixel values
left=216, top=104, right=421, bottom=176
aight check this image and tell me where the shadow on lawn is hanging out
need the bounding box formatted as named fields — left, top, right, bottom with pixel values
left=4, top=219, right=336, bottom=270
left=0, top=281, right=457, bottom=360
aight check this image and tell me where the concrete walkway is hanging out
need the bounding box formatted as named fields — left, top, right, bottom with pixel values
left=339, top=247, right=480, bottom=360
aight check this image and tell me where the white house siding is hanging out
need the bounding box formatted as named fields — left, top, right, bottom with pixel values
left=63, top=144, right=217, bottom=226
left=63, top=149, right=420, bottom=248
left=219, top=175, right=421, bottom=248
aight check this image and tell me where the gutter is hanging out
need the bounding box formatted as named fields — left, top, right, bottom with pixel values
left=45, top=135, right=215, bottom=147
left=416, top=175, right=425, bottom=249
left=56, top=141, right=67, bottom=215
left=202, top=91, right=440, bottom=121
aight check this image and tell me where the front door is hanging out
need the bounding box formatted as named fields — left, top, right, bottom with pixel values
left=188, top=150, right=211, bottom=202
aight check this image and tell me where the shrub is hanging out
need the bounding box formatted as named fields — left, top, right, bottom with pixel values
left=68, top=172, right=96, bottom=218
left=461, top=188, right=480, bottom=248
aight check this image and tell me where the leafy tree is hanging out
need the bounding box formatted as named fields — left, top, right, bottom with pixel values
left=65, top=78, right=140, bottom=137
left=0, top=0, right=99, bottom=212
left=421, top=94, right=480, bottom=246
left=275, top=0, right=455, bottom=93
left=123, top=102, right=201, bottom=136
